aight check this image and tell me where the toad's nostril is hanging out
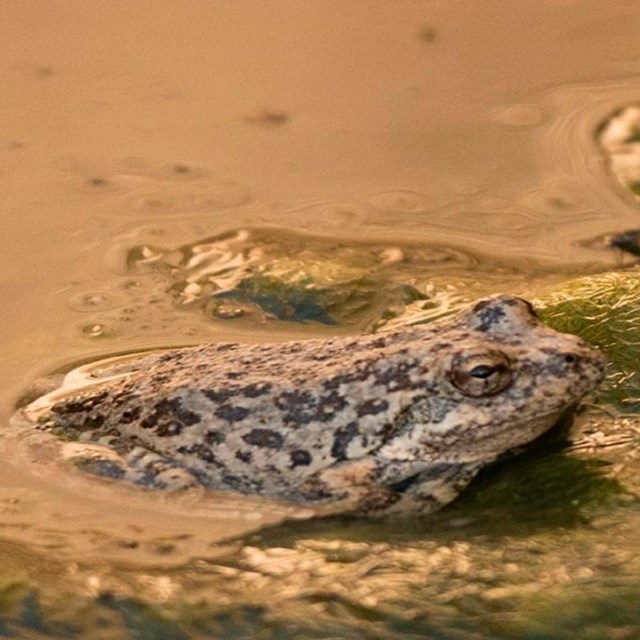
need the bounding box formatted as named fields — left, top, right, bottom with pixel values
left=563, top=354, right=577, bottom=364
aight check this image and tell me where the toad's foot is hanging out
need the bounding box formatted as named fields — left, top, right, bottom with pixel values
left=59, top=440, right=200, bottom=490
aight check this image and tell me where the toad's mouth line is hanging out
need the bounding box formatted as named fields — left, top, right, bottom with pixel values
left=478, top=403, right=587, bottom=442
left=409, top=405, right=581, bottom=459
left=494, top=405, right=576, bottom=431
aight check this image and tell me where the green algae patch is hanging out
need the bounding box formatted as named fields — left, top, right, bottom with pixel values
left=218, top=268, right=379, bottom=325
left=453, top=448, right=629, bottom=529
left=0, top=584, right=41, bottom=635
left=535, top=270, right=640, bottom=412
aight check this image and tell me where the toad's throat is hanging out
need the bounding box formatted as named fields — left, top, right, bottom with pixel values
left=407, top=409, right=570, bottom=463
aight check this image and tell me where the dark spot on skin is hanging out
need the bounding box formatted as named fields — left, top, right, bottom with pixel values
left=158, top=352, right=185, bottom=363
left=472, top=301, right=507, bottom=332
left=221, top=474, right=244, bottom=490
left=53, top=391, right=109, bottom=414
left=357, top=486, right=402, bottom=513
left=284, top=344, right=303, bottom=354
left=76, top=459, right=125, bottom=479
left=84, top=414, right=105, bottom=428
left=290, top=449, right=312, bottom=468
left=321, top=377, right=341, bottom=391
left=374, top=362, right=417, bottom=391
left=331, top=421, right=359, bottom=461
left=215, top=344, right=239, bottom=353
left=226, top=372, right=244, bottom=380
left=140, top=414, right=158, bottom=429
left=243, top=382, right=273, bottom=398
left=153, top=398, right=201, bottom=426
left=242, top=428, right=284, bottom=449
left=221, top=473, right=264, bottom=493
left=236, top=450, right=253, bottom=464
left=275, top=390, right=313, bottom=420
left=120, top=407, right=141, bottom=424
left=376, top=421, right=398, bottom=443
left=275, top=390, right=347, bottom=426
left=300, top=477, right=344, bottom=502
left=322, top=366, right=372, bottom=391
left=155, top=422, right=183, bottom=437
left=426, top=397, right=458, bottom=424
left=177, top=444, right=218, bottom=464
left=317, top=391, right=348, bottom=419
left=202, top=388, right=235, bottom=404
left=215, top=404, right=250, bottom=422
left=110, top=390, right=137, bottom=407
left=205, top=430, right=226, bottom=445
left=357, top=399, right=389, bottom=417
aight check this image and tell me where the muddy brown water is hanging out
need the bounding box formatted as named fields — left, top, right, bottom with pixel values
left=2, top=1, right=640, bottom=638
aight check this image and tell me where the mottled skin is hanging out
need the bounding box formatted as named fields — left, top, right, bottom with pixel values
left=29, top=296, right=605, bottom=516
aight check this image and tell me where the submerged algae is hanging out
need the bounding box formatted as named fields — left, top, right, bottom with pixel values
left=536, top=270, right=640, bottom=413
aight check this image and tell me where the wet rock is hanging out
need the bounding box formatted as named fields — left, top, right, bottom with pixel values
left=126, top=228, right=487, bottom=327
left=596, top=105, right=640, bottom=197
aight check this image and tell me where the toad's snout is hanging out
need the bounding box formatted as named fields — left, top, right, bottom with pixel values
left=559, top=335, right=607, bottom=392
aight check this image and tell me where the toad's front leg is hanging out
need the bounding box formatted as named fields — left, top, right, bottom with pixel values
left=300, top=459, right=485, bottom=517
left=298, top=458, right=403, bottom=517
left=381, top=461, right=486, bottom=515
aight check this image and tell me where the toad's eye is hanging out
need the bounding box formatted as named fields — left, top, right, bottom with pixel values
left=450, top=351, right=513, bottom=397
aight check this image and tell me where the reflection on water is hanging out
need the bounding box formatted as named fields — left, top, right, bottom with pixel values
left=3, top=0, right=640, bottom=637
left=1, top=445, right=638, bottom=638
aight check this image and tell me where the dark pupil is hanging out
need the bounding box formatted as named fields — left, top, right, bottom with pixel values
left=469, top=364, right=497, bottom=379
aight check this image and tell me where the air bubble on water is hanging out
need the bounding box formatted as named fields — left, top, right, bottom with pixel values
left=80, top=323, right=113, bottom=338
left=216, top=307, right=245, bottom=319
left=69, top=291, right=118, bottom=311
left=119, top=308, right=137, bottom=322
